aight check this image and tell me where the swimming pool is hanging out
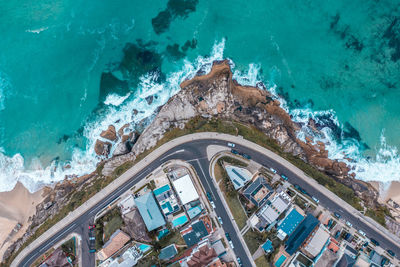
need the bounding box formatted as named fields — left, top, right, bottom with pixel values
left=187, top=206, right=202, bottom=219
left=172, top=214, right=188, bottom=227
left=275, top=255, right=287, bottom=267
left=158, top=229, right=170, bottom=240
left=153, top=184, right=170, bottom=196
left=138, top=243, right=151, bottom=253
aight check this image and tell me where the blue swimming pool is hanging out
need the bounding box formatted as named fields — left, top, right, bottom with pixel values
left=187, top=206, right=202, bottom=219
left=138, top=243, right=151, bottom=253
left=172, top=214, right=188, bottom=227
left=158, top=229, right=170, bottom=240
left=153, top=184, right=170, bottom=196
left=275, top=255, right=287, bottom=267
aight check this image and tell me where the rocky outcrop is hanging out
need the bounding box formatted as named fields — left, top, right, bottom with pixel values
left=94, top=140, right=112, bottom=157
left=100, top=125, right=117, bottom=141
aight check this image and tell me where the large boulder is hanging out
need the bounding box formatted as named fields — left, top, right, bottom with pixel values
left=100, top=125, right=117, bottom=141
left=94, top=140, right=112, bottom=157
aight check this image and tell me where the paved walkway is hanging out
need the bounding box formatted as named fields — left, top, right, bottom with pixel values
left=12, top=132, right=400, bottom=267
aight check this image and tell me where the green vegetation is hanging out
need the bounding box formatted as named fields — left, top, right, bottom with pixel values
left=61, top=237, right=76, bottom=263
left=218, top=156, right=248, bottom=167
left=243, top=229, right=268, bottom=254
left=95, top=207, right=124, bottom=249
left=294, top=196, right=308, bottom=210
left=255, top=255, right=270, bottom=267
left=366, top=206, right=391, bottom=227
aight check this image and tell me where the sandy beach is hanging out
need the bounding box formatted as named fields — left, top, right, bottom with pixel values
left=0, top=182, right=45, bottom=260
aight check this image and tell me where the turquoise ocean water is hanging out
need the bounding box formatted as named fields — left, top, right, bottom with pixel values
left=1, top=0, right=399, bottom=192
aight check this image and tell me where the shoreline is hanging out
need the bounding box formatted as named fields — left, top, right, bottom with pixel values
left=0, top=182, right=45, bottom=260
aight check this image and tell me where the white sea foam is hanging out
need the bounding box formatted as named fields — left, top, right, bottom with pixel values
left=232, top=63, right=400, bottom=184
left=0, top=39, right=226, bottom=192
left=104, top=93, right=131, bottom=106
left=25, top=27, right=49, bottom=34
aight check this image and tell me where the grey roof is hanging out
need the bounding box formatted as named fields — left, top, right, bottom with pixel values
left=243, top=176, right=273, bottom=206
left=135, top=192, right=166, bottom=231
left=337, top=254, right=356, bottom=267
left=182, top=221, right=209, bottom=247
left=159, top=244, right=178, bottom=260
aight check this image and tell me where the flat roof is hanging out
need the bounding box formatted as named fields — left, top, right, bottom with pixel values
left=278, top=208, right=304, bottom=236
left=304, top=226, right=330, bottom=257
left=173, top=174, right=199, bottom=205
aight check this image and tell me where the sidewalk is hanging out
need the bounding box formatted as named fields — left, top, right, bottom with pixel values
left=12, top=132, right=400, bottom=267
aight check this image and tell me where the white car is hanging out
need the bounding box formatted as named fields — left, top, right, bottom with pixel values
left=218, top=217, right=223, bottom=225
left=358, top=229, right=366, bottom=237
left=227, top=142, right=235, bottom=148
left=210, top=201, right=216, bottom=209
left=229, top=240, right=234, bottom=249
left=269, top=167, right=277, bottom=174
left=312, top=196, right=319, bottom=203
left=345, top=221, right=353, bottom=228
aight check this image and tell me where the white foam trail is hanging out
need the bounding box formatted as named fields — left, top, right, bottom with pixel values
left=104, top=93, right=131, bottom=106
left=25, top=27, right=49, bottom=34
left=0, top=39, right=226, bottom=192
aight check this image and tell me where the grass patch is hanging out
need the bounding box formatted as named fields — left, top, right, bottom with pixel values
left=365, top=206, right=391, bottom=227
left=95, top=207, right=124, bottom=249
left=218, top=156, right=248, bottom=167
left=214, top=163, right=224, bottom=183
left=255, top=255, right=270, bottom=267
left=243, top=229, right=268, bottom=254
left=104, top=216, right=124, bottom=241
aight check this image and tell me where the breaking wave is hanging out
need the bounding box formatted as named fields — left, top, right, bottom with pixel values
left=233, top=63, right=400, bottom=183
left=0, top=39, right=225, bottom=192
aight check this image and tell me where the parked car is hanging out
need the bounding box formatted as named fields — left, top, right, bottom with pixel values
left=240, top=153, right=251, bottom=160
left=312, top=196, right=319, bottom=203
left=269, top=167, right=277, bottom=174
left=237, top=257, right=243, bottom=267
left=229, top=240, right=234, bottom=249
left=231, top=149, right=239, bottom=155
left=387, top=250, right=395, bottom=257
left=88, top=224, right=95, bottom=229
left=281, top=174, right=288, bottom=181
left=334, top=230, right=341, bottom=239
left=210, top=201, right=216, bottom=209
left=225, top=233, right=231, bottom=241
left=206, top=192, right=216, bottom=208
left=227, top=142, right=236, bottom=148
left=334, top=212, right=341, bottom=219
left=345, top=221, right=353, bottom=228
left=218, top=217, right=223, bottom=225
left=370, top=238, right=380, bottom=246
left=358, top=229, right=366, bottom=237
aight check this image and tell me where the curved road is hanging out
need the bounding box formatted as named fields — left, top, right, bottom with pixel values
left=15, top=137, right=400, bottom=267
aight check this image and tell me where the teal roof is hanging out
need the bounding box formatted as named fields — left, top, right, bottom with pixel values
left=262, top=239, right=273, bottom=252
left=135, top=192, right=166, bottom=231
left=159, top=244, right=177, bottom=260
left=278, top=209, right=304, bottom=236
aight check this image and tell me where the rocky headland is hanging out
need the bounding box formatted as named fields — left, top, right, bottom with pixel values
left=3, top=60, right=399, bottom=262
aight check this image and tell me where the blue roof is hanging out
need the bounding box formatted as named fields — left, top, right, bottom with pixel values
left=278, top=209, right=304, bottom=236
left=182, top=221, right=209, bottom=247
left=243, top=176, right=273, bottom=206
left=262, top=239, right=273, bottom=252
left=187, top=205, right=202, bottom=219
left=135, top=192, right=166, bottom=231
left=285, top=214, right=319, bottom=255
left=159, top=244, right=177, bottom=260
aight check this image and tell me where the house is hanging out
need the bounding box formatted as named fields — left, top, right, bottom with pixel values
left=42, top=248, right=70, bottom=267
left=153, top=184, right=180, bottom=216
left=262, top=239, right=273, bottom=254
left=243, top=176, right=273, bottom=207
left=285, top=214, right=319, bottom=255
left=159, top=244, right=178, bottom=261
left=173, top=174, right=199, bottom=205
left=135, top=192, right=166, bottom=231
left=225, top=165, right=252, bottom=190
left=336, top=254, right=356, bottom=267
left=98, top=230, right=131, bottom=261
left=277, top=208, right=304, bottom=240
left=182, top=241, right=218, bottom=267
left=98, top=245, right=143, bottom=267
left=181, top=219, right=211, bottom=248
left=118, top=194, right=135, bottom=215
left=302, top=225, right=330, bottom=258
left=256, top=191, right=291, bottom=229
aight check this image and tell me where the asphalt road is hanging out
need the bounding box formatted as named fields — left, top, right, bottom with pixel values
left=18, top=139, right=400, bottom=267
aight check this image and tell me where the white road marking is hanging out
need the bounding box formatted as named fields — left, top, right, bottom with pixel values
left=24, top=253, right=38, bottom=267
left=196, top=159, right=216, bottom=199
left=160, top=149, right=185, bottom=160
